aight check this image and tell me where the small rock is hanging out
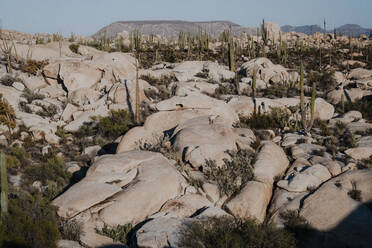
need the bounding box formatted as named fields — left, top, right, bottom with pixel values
left=12, top=81, right=25, bottom=91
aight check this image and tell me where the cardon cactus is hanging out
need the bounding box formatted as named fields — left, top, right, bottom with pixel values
left=300, top=63, right=316, bottom=132
left=0, top=153, right=8, bottom=216
left=228, top=36, right=235, bottom=72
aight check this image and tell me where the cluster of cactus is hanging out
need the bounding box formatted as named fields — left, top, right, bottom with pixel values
left=178, top=32, right=186, bottom=50
left=196, top=28, right=210, bottom=60
left=299, top=63, right=316, bottom=132
left=133, top=30, right=142, bottom=52
left=0, top=153, right=8, bottom=217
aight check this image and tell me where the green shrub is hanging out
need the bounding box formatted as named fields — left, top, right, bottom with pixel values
left=19, top=59, right=48, bottom=76
left=308, top=70, right=336, bottom=92
left=205, top=149, right=255, bottom=197
left=69, top=44, right=80, bottom=54
left=0, top=190, right=60, bottom=248
left=59, top=219, right=84, bottom=241
left=179, top=216, right=297, bottom=248
left=23, top=152, right=70, bottom=193
left=348, top=181, right=362, bottom=202
left=0, top=75, right=23, bottom=87
left=358, top=155, right=372, bottom=169
left=22, top=89, right=45, bottom=103
left=264, top=83, right=299, bottom=98
left=0, top=94, right=16, bottom=132
left=238, top=107, right=297, bottom=131
left=321, top=121, right=357, bottom=155
left=95, top=109, right=134, bottom=140
left=96, top=223, right=132, bottom=244
left=36, top=104, right=58, bottom=118
left=336, top=98, right=372, bottom=121
left=75, top=109, right=134, bottom=141
left=10, top=145, right=31, bottom=168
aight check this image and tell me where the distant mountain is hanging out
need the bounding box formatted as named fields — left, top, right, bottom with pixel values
left=281, top=24, right=372, bottom=37
left=92, top=20, right=257, bottom=39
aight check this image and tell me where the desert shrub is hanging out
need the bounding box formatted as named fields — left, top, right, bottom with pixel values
left=357, top=155, right=372, bottom=169
left=179, top=216, right=297, bottom=248
left=69, top=43, right=79, bottom=54
left=238, top=107, right=297, bottom=131
left=308, top=70, right=336, bottom=92
left=337, top=98, right=372, bottom=121
left=55, top=126, right=66, bottom=139
left=94, top=109, right=134, bottom=140
left=321, top=121, right=357, bottom=155
left=59, top=219, right=84, bottom=241
left=138, top=136, right=183, bottom=169
left=0, top=93, right=16, bottom=131
left=23, top=151, right=70, bottom=193
left=280, top=210, right=309, bottom=232
left=36, top=104, right=58, bottom=118
left=10, top=145, right=31, bottom=168
left=19, top=59, right=48, bottom=76
left=96, top=223, right=132, bottom=244
left=22, top=89, right=45, bottom=103
left=139, top=74, right=176, bottom=87
left=18, top=101, right=32, bottom=113
left=144, top=86, right=171, bottom=102
left=264, top=83, right=299, bottom=98
left=348, top=181, right=362, bottom=202
left=0, top=75, right=23, bottom=86
left=75, top=109, right=134, bottom=141
left=205, top=149, right=255, bottom=197
left=195, top=68, right=209, bottom=79
left=0, top=190, right=60, bottom=248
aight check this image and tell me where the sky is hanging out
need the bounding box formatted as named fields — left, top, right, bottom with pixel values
left=0, top=0, right=371, bottom=36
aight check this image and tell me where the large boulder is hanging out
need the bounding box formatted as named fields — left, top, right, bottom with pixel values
left=116, top=93, right=238, bottom=153
left=170, top=116, right=252, bottom=168
left=300, top=169, right=372, bottom=248
left=348, top=68, right=372, bottom=80
left=239, top=57, right=290, bottom=84
left=53, top=151, right=186, bottom=225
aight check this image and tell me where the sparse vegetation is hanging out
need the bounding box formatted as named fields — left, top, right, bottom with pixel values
left=179, top=216, right=297, bottom=248
left=96, top=223, right=132, bottom=244
left=59, top=219, right=84, bottom=241
left=0, top=94, right=16, bottom=132
left=238, top=107, right=298, bottom=132
left=348, top=181, right=362, bottom=202
left=205, top=149, right=255, bottom=197
left=19, top=59, right=48, bottom=76
left=68, top=43, right=79, bottom=54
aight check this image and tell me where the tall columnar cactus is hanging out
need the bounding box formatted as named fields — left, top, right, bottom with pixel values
left=261, top=19, right=268, bottom=45
left=228, top=36, right=235, bottom=72
left=135, top=56, right=140, bottom=124
left=300, top=64, right=316, bottom=132
left=0, top=153, right=8, bottom=216
left=341, top=93, right=345, bottom=113
left=300, top=63, right=307, bottom=130
left=252, top=69, right=257, bottom=114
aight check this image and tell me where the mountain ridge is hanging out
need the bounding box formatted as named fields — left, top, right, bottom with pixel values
left=93, top=20, right=372, bottom=39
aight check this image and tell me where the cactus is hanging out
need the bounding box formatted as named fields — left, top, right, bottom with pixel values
left=228, top=36, right=235, bottom=72
left=300, top=64, right=316, bottom=132
left=0, top=153, right=8, bottom=216
left=135, top=56, right=140, bottom=124
left=252, top=69, right=257, bottom=114
left=341, top=93, right=345, bottom=113
left=261, top=19, right=268, bottom=45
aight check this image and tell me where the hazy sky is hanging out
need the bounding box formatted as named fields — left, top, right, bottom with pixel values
left=1, top=0, right=371, bottom=36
